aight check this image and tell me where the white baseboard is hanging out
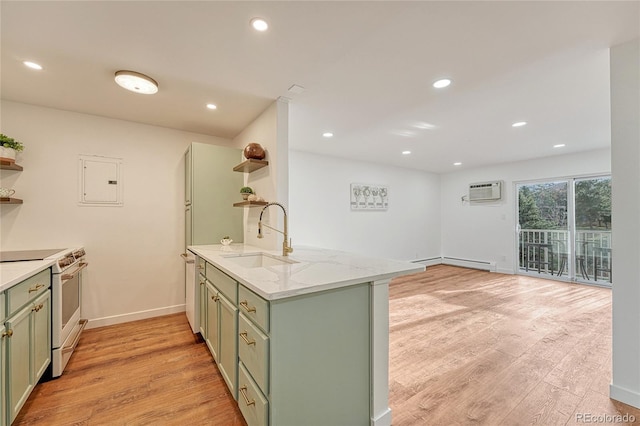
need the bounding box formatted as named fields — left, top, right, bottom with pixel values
left=412, top=257, right=442, bottom=267
left=442, top=257, right=497, bottom=272
left=496, top=267, right=515, bottom=274
left=610, top=383, right=640, bottom=409
left=371, top=407, right=392, bottom=426
left=85, top=304, right=186, bottom=329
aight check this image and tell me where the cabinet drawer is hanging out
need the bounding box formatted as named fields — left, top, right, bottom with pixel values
left=7, top=269, right=51, bottom=316
left=238, top=362, right=269, bottom=426
left=239, top=285, right=269, bottom=332
left=239, top=313, right=269, bottom=393
left=206, top=263, right=237, bottom=303
left=196, top=257, right=206, bottom=275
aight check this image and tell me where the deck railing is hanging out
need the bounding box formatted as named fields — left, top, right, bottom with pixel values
left=519, top=229, right=612, bottom=284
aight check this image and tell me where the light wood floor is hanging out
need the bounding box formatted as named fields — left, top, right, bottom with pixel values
left=390, top=265, right=640, bottom=425
left=13, top=265, right=640, bottom=425
left=13, top=313, right=246, bottom=425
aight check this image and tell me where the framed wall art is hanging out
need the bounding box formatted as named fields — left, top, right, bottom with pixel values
left=350, top=183, right=388, bottom=210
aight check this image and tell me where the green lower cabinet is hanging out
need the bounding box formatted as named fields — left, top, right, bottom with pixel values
left=1, top=322, right=7, bottom=426
left=32, top=292, right=51, bottom=381
left=205, top=282, right=220, bottom=361
left=6, top=302, right=33, bottom=424
left=6, top=290, right=52, bottom=424
left=198, top=274, right=207, bottom=336
left=238, top=362, right=269, bottom=426
left=218, top=294, right=238, bottom=400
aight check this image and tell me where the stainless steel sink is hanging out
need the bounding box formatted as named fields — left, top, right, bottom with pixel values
left=222, top=252, right=298, bottom=268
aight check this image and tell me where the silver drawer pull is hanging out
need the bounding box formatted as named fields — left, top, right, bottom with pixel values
left=239, top=386, right=256, bottom=406
left=240, top=300, right=256, bottom=313
left=28, top=283, right=45, bottom=293
left=239, top=331, right=256, bottom=346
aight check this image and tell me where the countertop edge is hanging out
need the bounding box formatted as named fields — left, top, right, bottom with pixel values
left=0, top=260, right=55, bottom=292
left=188, top=244, right=425, bottom=301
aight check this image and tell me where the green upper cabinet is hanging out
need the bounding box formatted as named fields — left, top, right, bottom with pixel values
left=185, top=142, right=244, bottom=246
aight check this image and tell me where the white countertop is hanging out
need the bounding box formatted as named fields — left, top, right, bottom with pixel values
left=0, top=259, right=56, bottom=292
left=188, top=244, right=425, bottom=300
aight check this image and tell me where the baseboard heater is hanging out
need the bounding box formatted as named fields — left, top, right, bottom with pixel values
left=442, top=257, right=497, bottom=272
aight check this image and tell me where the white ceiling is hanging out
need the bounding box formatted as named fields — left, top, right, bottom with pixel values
left=1, top=1, right=638, bottom=173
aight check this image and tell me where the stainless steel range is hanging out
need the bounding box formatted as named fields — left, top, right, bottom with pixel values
left=50, top=247, right=88, bottom=377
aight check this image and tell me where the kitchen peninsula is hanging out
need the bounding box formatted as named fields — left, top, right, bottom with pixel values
left=188, top=244, right=424, bottom=426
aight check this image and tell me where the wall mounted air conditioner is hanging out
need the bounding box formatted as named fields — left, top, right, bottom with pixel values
left=469, top=181, right=502, bottom=201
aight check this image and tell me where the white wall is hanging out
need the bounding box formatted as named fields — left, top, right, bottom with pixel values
left=0, top=100, right=234, bottom=327
left=610, top=38, right=640, bottom=408
left=233, top=99, right=288, bottom=252
left=289, top=150, right=441, bottom=261
left=440, top=149, right=611, bottom=273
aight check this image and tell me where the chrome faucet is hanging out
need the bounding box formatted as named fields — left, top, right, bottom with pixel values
left=257, top=202, right=293, bottom=256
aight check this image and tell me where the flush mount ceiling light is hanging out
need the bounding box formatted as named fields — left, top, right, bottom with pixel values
left=402, top=151, right=411, bottom=155
left=23, top=61, right=43, bottom=70
left=553, top=144, right=566, bottom=148
left=453, top=162, right=462, bottom=166
left=206, top=103, right=217, bottom=110
left=433, top=78, right=452, bottom=89
left=251, top=18, right=269, bottom=31
left=512, top=121, right=527, bottom=127
left=114, top=70, right=158, bottom=95
left=322, top=132, right=334, bottom=138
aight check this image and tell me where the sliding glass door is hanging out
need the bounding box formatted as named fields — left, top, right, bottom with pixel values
left=517, top=175, right=612, bottom=286
left=574, top=176, right=612, bottom=284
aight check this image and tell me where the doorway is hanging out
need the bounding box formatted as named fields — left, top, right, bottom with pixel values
left=517, top=176, right=612, bottom=286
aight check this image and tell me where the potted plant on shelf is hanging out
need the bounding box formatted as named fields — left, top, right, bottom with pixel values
left=0, top=134, right=25, bottom=164
left=240, top=186, right=254, bottom=200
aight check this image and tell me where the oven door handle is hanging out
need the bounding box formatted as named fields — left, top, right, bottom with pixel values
left=61, top=262, right=88, bottom=281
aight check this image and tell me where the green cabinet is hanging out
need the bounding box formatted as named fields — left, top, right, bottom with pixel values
left=3, top=268, right=51, bottom=425
left=1, top=321, right=6, bottom=426
left=205, top=282, right=220, bottom=360
left=217, top=294, right=238, bottom=399
left=185, top=142, right=244, bottom=246
left=201, top=264, right=238, bottom=400
left=237, top=282, right=371, bottom=426
left=198, top=273, right=207, bottom=336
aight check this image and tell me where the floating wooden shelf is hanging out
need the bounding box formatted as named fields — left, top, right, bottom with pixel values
left=0, top=160, right=23, bottom=171
left=233, top=159, right=268, bottom=173
left=0, top=198, right=23, bottom=204
left=233, top=201, right=269, bottom=207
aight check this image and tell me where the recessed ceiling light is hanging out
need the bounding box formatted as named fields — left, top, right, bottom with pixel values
left=402, top=151, right=411, bottom=155
left=114, top=70, right=158, bottom=95
left=322, top=132, right=334, bottom=138
left=433, top=79, right=452, bottom=89
left=453, top=162, right=462, bottom=166
left=206, top=103, right=217, bottom=110
left=553, top=144, right=566, bottom=148
left=251, top=18, right=269, bottom=31
left=23, top=61, right=43, bottom=70
left=512, top=121, right=527, bottom=127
